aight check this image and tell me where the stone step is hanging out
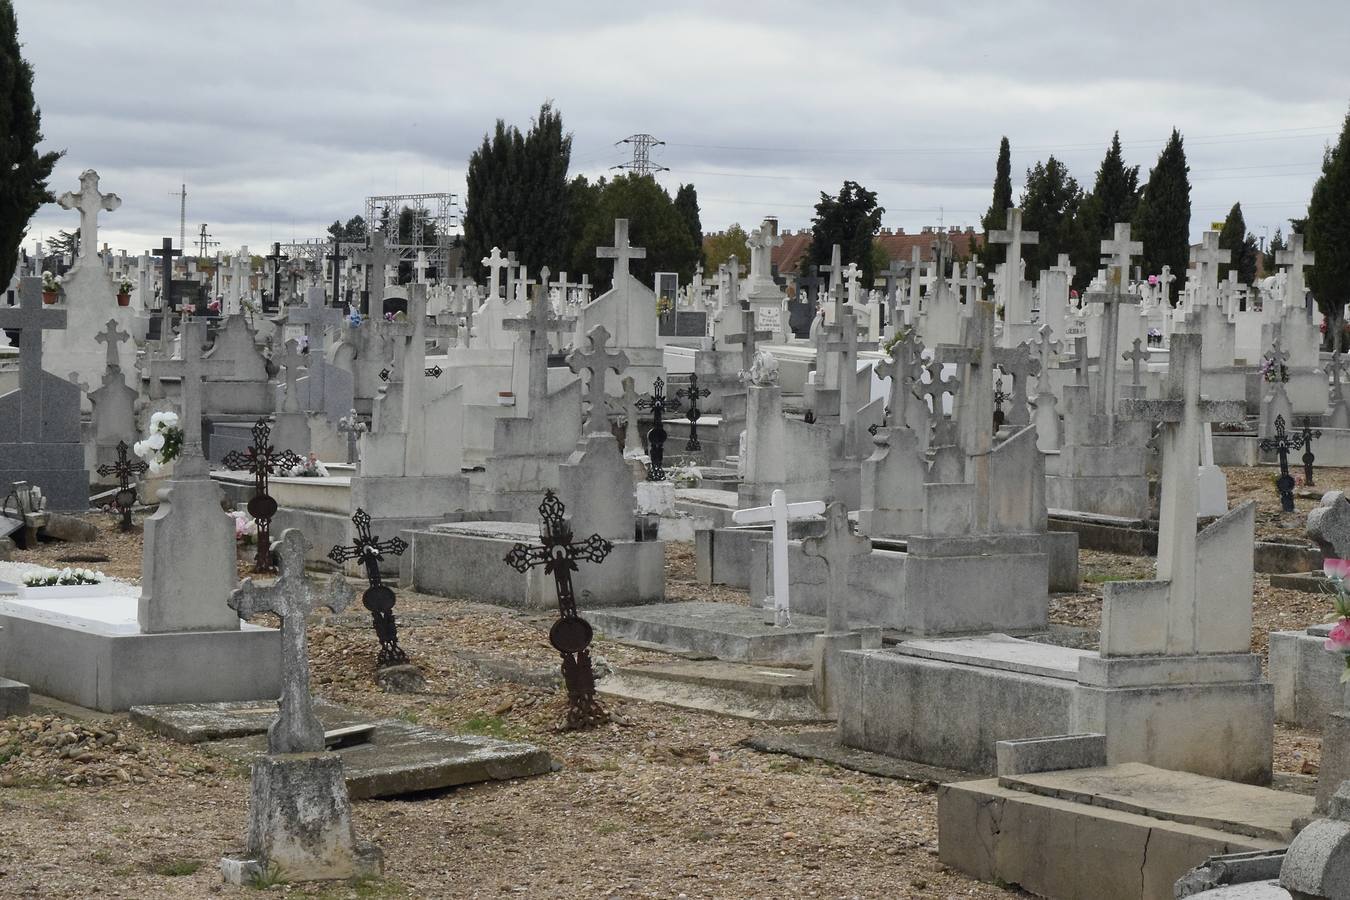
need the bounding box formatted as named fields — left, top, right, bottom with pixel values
left=599, top=660, right=826, bottom=724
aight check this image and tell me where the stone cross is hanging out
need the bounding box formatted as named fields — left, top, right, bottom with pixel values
left=362, top=231, right=395, bottom=316
left=481, top=247, right=510, bottom=301
left=152, top=238, right=181, bottom=308
left=732, top=489, right=825, bottom=626
left=1189, top=231, right=1231, bottom=306
left=283, top=301, right=344, bottom=357
left=962, top=261, right=985, bottom=305
left=58, top=170, right=121, bottom=263
left=566, top=324, right=630, bottom=435
left=1051, top=253, right=1076, bottom=287
left=1085, top=228, right=1142, bottom=427
left=0, top=278, right=68, bottom=438
left=802, top=501, right=872, bottom=633
left=94, top=318, right=130, bottom=371
left=875, top=328, right=928, bottom=438
left=1116, top=332, right=1246, bottom=654
left=819, top=243, right=845, bottom=303
left=907, top=246, right=923, bottom=312
left=1033, top=323, right=1061, bottom=380
left=325, top=237, right=347, bottom=307
left=994, top=341, right=1041, bottom=429
left=824, top=310, right=862, bottom=433
left=229, top=529, right=355, bottom=754
left=151, top=318, right=235, bottom=477
left=989, top=208, right=1038, bottom=304
left=618, top=376, right=644, bottom=455
left=939, top=302, right=1000, bottom=524
left=596, top=218, right=646, bottom=283
left=277, top=339, right=307, bottom=414
left=1276, top=232, right=1315, bottom=308
left=1122, top=337, right=1151, bottom=387
left=745, top=218, right=783, bottom=282
left=505, top=268, right=575, bottom=417
left=877, top=259, right=907, bottom=325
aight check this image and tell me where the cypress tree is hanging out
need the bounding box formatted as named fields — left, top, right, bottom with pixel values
left=1018, top=156, right=1084, bottom=278
left=0, top=0, right=61, bottom=287
left=808, top=180, right=884, bottom=290
left=1133, top=129, right=1191, bottom=301
left=673, top=183, right=703, bottom=266
left=1306, top=108, right=1350, bottom=344
left=1217, top=202, right=1258, bottom=284
left=979, top=137, right=1013, bottom=272
left=1087, top=132, right=1141, bottom=238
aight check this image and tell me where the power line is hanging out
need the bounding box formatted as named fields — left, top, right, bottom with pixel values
left=612, top=134, right=669, bottom=176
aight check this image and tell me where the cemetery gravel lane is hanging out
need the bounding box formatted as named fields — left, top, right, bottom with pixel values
left=1, top=520, right=1013, bottom=899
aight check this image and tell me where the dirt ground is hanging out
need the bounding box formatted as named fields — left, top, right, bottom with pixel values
left=0, top=467, right=1346, bottom=898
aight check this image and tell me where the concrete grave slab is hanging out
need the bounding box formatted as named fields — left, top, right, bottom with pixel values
left=599, top=660, right=827, bottom=723
left=130, top=699, right=554, bottom=799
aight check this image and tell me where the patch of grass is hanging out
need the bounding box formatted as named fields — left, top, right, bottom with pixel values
left=395, top=709, right=420, bottom=725
left=89, top=849, right=113, bottom=866
left=841, top=784, right=866, bottom=805
left=248, top=861, right=286, bottom=890
left=767, top=758, right=802, bottom=774
left=685, top=827, right=717, bottom=842
left=314, top=875, right=410, bottom=899
left=460, top=714, right=514, bottom=739
left=146, top=856, right=203, bottom=877
left=596, top=822, right=623, bottom=835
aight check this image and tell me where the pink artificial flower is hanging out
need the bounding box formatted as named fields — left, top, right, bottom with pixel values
left=1325, top=559, right=1350, bottom=580
left=1326, top=619, right=1350, bottom=653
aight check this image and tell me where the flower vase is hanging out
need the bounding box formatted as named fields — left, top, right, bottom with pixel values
left=42, top=291, right=58, bottom=304
left=116, top=293, right=131, bottom=307
left=17, top=583, right=108, bottom=600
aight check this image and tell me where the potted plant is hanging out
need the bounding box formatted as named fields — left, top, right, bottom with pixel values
left=18, top=567, right=107, bottom=600
left=133, top=411, right=184, bottom=475
left=116, top=278, right=133, bottom=306
left=41, top=271, right=59, bottom=304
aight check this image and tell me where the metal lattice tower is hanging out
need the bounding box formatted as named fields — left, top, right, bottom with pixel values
left=362, top=192, right=460, bottom=278
left=196, top=223, right=219, bottom=258
left=168, top=184, right=187, bottom=250
left=612, top=134, right=669, bottom=176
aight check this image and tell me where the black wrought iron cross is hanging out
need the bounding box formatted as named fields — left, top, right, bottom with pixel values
left=674, top=373, right=712, bottom=452
left=635, top=377, right=681, bottom=481
left=503, top=491, right=613, bottom=730
left=1301, top=418, right=1323, bottom=487
left=222, top=419, right=301, bottom=572
left=96, top=440, right=148, bottom=532
left=1259, top=415, right=1307, bottom=513
left=328, top=508, right=411, bottom=669
left=992, top=376, right=1008, bottom=433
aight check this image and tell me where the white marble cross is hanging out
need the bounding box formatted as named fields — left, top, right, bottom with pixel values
left=990, top=208, right=1038, bottom=304
left=733, top=489, right=825, bottom=626
left=57, top=169, right=121, bottom=263
left=481, top=247, right=510, bottom=301
left=277, top=339, right=307, bottom=414
left=566, top=324, right=630, bottom=435
left=95, top=318, right=130, bottom=371
left=229, top=529, right=355, bottom=754
left=1189, top=231, right=1231, bottom=307
left=596, top=219, right=646, bottom=283
left=1276, top=232, right=1315, bottom=308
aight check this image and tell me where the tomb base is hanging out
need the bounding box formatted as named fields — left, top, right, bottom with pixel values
left=1270, top=625, right=1345, bottom=729
left=837, top=635, right=1272, bottom=782
left=0, top=442, right=88, bottom=511
left=598, top=660, right=827, bottom=724
left=0, top=677, right=29, bottom=716
left=221, top=752, right=382, bottom=885
left=0, top=593, right=279, bottom=712
left=939, top=763, right=1308, bottom=900
left=406, top=521, right=664, bottom=609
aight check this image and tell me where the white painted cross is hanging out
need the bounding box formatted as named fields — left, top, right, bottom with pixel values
left=990, top=208, right=1038, bottom=307
left=596, top=218, right=646, bottom=283
left=732, top=489, right=825, bottom=626
left=57, top=169, right=121, bottom=263
left=1276, top=232, right=1315, bottom=309
left=481, top=247, right=510, bottom=301
left=1188, top=231, right=1231, bottom=307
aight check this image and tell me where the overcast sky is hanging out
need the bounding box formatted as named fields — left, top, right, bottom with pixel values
left=15, top=1, right=1350, bottom=261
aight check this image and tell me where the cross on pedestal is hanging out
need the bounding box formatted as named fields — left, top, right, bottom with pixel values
left=57, top=170, right=121, bottom=264
left=1300, top=418, right=1323, bottom=487
left=505, top=267, right=575, bottom=416
left=1260, top=415, right=1307, bottom=513
left=874, top=328, right=927, bottom=434
left=360, top=231, right=394, bottom=316
left=801, top=501, right=872, bottom=634
left=596, top=218, right=646, bottom=284
left=732, top=489, right=825, bottom=626
left=1085, top=234, right=1142, bottom=426
left=566, top=324, right=630, bottom=435
left=877, top=259, right=908, bottom=327
left=989, top=208, right=1038, bottom=302
left=675, top=372, right=712, bottom=451
left=1122, top=336, right=1152, bottom=388
left=325, top=237, right=347, bottom=307
left=223, top=419, right=302, bottom=573
left=1116, top=332, right=1246, bottom=651
left=337, top=409, right=367, bottom=465
left=1189, top=231, right=1230, bottom=305
left=480, top=247, right=509, bottom=302
left=503, top=491, right=614, bottom=730
left=818, top=244, right=845, bottom=304
left=0, top=279, right=67, bottom=440
left=328, top=508, right=411, bottom=669
left=824, top=310, right=862, bottom=433
left=276, top=339, right=307, bottom=414
left=914, top=357, right=961, bottom=430
left=151, top=319, right=234, bottom=477
left=96, top=440, right=148, bottom=531
left=230, top=529, right=356, bottom=754
left=635, top=377, right=681, bottom=481
left=1276, top=233, right=1315, bottom=310
left=994, top=341, right=1040, bottom=429
left=152, top=238, right=181, bottom=309
left=266, top=242, right=289, bottom=309
left=94, top=318, right=129, bottom=371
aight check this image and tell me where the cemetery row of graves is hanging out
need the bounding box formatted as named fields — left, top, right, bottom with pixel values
left=3, top=166, right=1350, bottom=897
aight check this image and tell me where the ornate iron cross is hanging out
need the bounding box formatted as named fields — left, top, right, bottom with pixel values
left=222, top=419, right=302, bottom=572
left=992, top=376, right=1007, bottom=433
left=503, top=491, right=613, bottom=730
left=1301, top=418, right=1323, bottom=487
left=328, top=508, right=411, bottom=669
left=675, top=373, right=713, bottom=451
left=635, top=377, right=681, bottom=481
left=96, top=440, right=148, bottom=532
left=1259, top=415, right=1307, bottom=513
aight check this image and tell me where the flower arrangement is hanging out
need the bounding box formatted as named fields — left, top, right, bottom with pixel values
left=1323, top=559, right=1350, bottom=681
left=229, top=509, right=257, bottom=545
left=133, top=411, right=184, bottom=474
left=656, top=296, right=674, bottom=317
left=348, top=311, right=363, bottom=327
left=118, top=278, right=133, bottom=295
left=22, top=567, right=104, bottom=587
left=41, top=271, right=59, bottom=292
left=288, top=452, right=329, bottom=478
left=670, top=464, right=701, bottom=488
left=1260, top=356, right=1290, bottom=384
left=207, top=298, right=222, bottom=314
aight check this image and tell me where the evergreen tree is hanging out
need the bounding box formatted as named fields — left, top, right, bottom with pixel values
left=1087, top=132, right=1141, bottom=235
left=807, top=180, right=885, bottom=290
left=703, top=223, right=751, bottom=273
left=1217, top=202, right=1259, bottom=284
left=0, top=0, right=60, bottom=288
left=1265, top=227, right=1285, bottom=273
left=1133, top=128, right=1191, bottom=302
left=1018, top=156, right=1084, bottom=279
left=978, top=137, right=1013, bottom=273
left=1307, top=109, right=1350, bottom=348
left=568, top=173, right=699, bottom=293
left=463, top=101, right=573, bottom=279
left=673, top=183, right=703, bottom=266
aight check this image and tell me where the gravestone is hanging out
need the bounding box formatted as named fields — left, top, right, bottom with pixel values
left=803, top=501, right=873, bottom=714
left=86, top=318, right=139, bottom=470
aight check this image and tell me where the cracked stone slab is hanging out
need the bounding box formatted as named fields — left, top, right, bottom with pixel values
left=742, top=729, right=968, bottom=785
left=130, top=699, right=554, bottom=799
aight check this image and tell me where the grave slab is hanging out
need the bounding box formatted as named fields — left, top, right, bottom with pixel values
left=130, top=699, right=554, bottom=799
left=598, top=660, right=827, bottom=724
left=1270, top=624, right=1344, bottom=729
left=588, top=601, right=879, bottom=664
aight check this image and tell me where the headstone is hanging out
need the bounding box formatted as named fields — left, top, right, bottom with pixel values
left=732, top=490, right=825, bottom=626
